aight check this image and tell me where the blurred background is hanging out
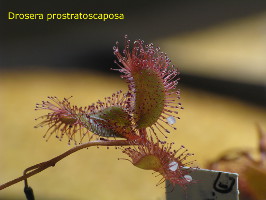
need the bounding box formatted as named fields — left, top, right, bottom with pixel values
left=0, top=0, right=266, bottom=199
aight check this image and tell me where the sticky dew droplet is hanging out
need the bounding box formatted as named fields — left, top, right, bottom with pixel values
left=169, top=161, right=179, bottom=171
left=184, top=175, right=192, bottom=182
left=167, top=116, right=176, bottom=125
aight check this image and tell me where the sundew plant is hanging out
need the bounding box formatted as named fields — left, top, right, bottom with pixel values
left=0, top=36, right=197, bottom=198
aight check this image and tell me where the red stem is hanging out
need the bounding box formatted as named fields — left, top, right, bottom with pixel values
left=0, top=139, right=131, bottom=190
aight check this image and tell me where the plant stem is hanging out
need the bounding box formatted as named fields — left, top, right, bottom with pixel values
left=0, top=139, right=131, bottom=190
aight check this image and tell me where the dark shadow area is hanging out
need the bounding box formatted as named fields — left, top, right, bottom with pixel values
left=181, top=73, right=266, bottom=107
left=1, top=0, right=266, bottom=68
left=1, top=0, right=265, bottom=107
